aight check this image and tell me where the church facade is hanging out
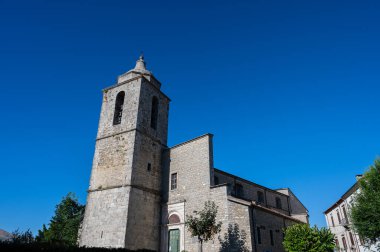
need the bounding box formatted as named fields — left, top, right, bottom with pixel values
left=79, top=56, right=309, bottom=252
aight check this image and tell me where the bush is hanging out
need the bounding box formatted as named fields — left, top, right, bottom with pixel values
left=283, top=224, right=335, bottom=252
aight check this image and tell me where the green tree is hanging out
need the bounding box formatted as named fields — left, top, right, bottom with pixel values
left=283, top=224, right=335, bottom=252
left=36, top=193, right=84, bottom=246
left=185, top=201, right=222, bottom=252
left=350, top=159, right=380, bottom=248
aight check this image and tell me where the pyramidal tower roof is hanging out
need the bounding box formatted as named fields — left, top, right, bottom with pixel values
left=117, top=54, right=161, bottom=88
left=134, top=54, right=148, bottom=71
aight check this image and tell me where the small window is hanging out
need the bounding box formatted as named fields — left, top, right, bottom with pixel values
left=276, top=197, right=282, bottom=209
left=330, top=214, right=335, bottom=227
left=236, top=183, right=244, bottom=198
left=214, top=176, right=219, bottom=185
left=150, top=96, right=159, bottom=129
left=257, top=191, right=264, bottom=204
left=257, top=227, right=261, bottom=244
left=147, top=163, right=151, bottom=172
left=270, top=230, right=274, bottom=245
left=113, top=91, right=125, bottom=125
left=171, top=173, right=177, bottom=190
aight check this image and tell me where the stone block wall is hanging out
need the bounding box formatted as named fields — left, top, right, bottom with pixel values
left=226, top=198, right=253, bottom=250
left=79, top=187, right=130, bottom=248
left=163, top=134, right=213, bottom=205
left=254, top=208, right=287, bottom=252
left=90, top=131, right=135, bottom=189
left=214, top=170, right=290, bottom=216
left=124, top=187, right=161, bottom=251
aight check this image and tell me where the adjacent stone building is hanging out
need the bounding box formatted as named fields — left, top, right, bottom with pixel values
left=324, top=176, right=380, bottom=252
left=79, top=56, right=309, bottom=252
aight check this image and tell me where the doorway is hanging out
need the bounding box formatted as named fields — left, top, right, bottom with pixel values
left=168, top=229, right=180, bottom=252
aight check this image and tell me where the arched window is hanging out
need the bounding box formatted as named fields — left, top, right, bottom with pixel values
left=150, top=96, right=159, bottom=129
left=168, top=214, right=180, bottom=224
left=113, top=91, right=125, bottom=125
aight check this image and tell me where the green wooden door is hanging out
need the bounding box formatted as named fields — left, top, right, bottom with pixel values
left=168, top=229, right=180, bottom=252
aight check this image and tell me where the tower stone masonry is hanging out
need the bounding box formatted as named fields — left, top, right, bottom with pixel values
left=79, top=56, right=309, bottom=252
left=79, top=56, right=170, bottom=250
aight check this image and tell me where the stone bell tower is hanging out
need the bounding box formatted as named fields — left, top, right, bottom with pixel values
left=79, top=55, right=170, bottom=250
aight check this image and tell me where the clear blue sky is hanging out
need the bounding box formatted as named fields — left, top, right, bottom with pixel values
left=1, top=0, right=379, bottom=235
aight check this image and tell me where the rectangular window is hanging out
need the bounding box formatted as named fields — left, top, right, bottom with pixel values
left=276, top=197, right=282, bottom=209
left=342, top=236, right=347, bottom=250
left=349, top=232, right=355, bottom=246
left=171, top=173, right=177, bottom=190
left=257, top=191, right=264, bottom=204
left=257, top=227, right=261, bottom=244
left=330, top=214, right=335, bottom=227
left=147, top=163, right=151, bottom=172
left=236, top=183, right=244, bottom=198
left=342, top=205, right=348, bottom=220
left=336, top=210, right=341, bottom=224
left=270, top=230, right=274, bottom=245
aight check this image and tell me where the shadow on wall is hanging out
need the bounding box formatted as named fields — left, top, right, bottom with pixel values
left=218, top=223, right=249, bottom=252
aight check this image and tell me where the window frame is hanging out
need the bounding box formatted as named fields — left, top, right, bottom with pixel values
left=171, top=173, right=177, bottom=190
left=336, top=209, right=341, bottom=224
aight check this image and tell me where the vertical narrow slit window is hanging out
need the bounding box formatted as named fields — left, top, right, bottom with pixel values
left=171, top=173, right=177, bottom=190
left=147, top=163, right=152, bottom=172
left=257, top=227, right=261, bottom=244
left=113, top=91, right=125, bottom=125
left=150, top=96, right=159, bottom=129
left=270, top=230, right=274, bottom=245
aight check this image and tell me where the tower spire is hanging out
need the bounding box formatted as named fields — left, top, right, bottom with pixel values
left=134, top=53, right=146, bottom=70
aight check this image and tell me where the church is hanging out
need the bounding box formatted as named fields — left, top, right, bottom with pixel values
left=78, top=56, right=309, bottom=252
